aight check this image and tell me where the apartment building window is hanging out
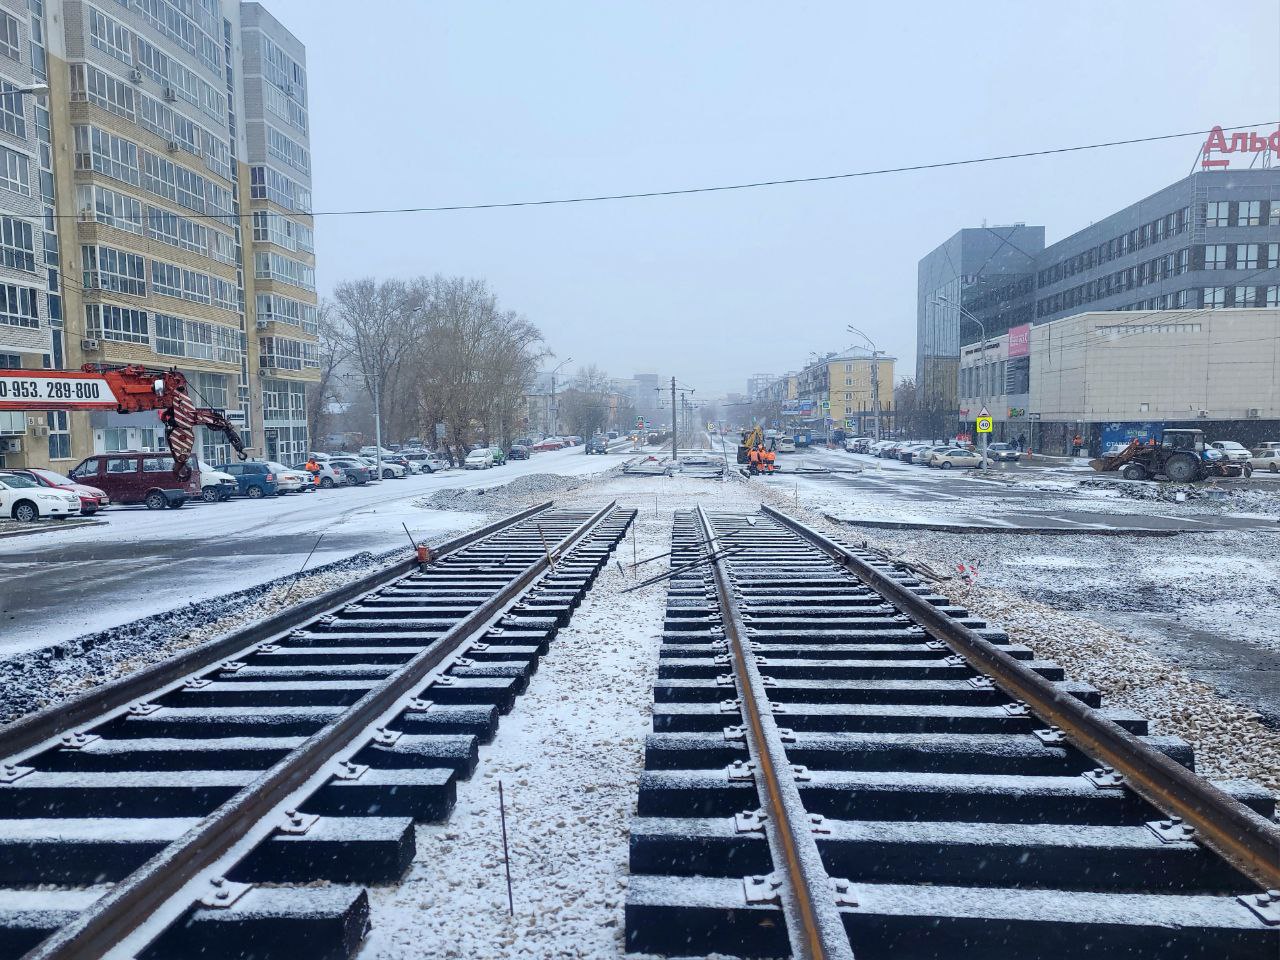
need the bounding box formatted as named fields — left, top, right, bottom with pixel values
left=259, top=335, right=304, bottom=371
left=1203, top=286, right=1226, bottom=308
left=1176, top=288, right=1192, bottom=308
left=0, top=217, right=34, bottom=272
left=1236, top=243, right=1259, bottom=270
left=255, top=251, right=315, bottom=292
left=71, top=65, right=136, bottom=122
left=0, top=144, right=28, bottom=196
left=266, top=124, right=310, bottom=175
left=0, top=283, right=37, bottom=327
left=211, top=276, right=236, bottom=311
left=44, top=410, right=69, bottom=459
left=1204, top=244, right=1228, bottom=270
left=1205, top=201, right=1230, bottom=227
left=85, top=303, right=147, bottom=343
left=261, top=377, right=306, bottom=422
left=1239, top=200, right=1262, bottom=226
left=75, top=126, right=139, bottom=186
left=1234, top=286, right=1257, bottom=307
left=1266, top=286, right=1280, bottom=307
left=82, top=245, right=145, bottom=296
left=89, top=6, right=133, bottom=65
left=0, top=11, right=18, bottom=62
left=1175, top=248, right=1190, bottom=274
left=0, top=81, right=25, bottom=139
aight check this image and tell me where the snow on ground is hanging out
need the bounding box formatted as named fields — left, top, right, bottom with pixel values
left=749, top=481, right=1280, bottom=800
left=0, top=445, right=627, bottom=654
left=362, top=473, right=761, bottom=960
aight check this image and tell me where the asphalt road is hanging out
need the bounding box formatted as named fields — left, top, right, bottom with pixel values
left=0, top=446, right=629, bottom=653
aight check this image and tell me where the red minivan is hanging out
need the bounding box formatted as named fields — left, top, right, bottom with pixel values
left=70, top=452, right=199, bottom=510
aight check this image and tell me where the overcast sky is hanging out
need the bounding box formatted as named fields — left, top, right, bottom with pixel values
left=269, top=0, right=1278, bottom=396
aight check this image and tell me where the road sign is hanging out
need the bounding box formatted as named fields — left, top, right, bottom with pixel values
left=976, top=416, right=993, bottom=434
left=978, top=406, right=991, bottom=418
left=1027, top=412, right=1041, bottom=421
left=820, top=400, right=831, bottom=410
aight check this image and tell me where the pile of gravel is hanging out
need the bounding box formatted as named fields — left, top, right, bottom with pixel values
left=416, top=472, right=604, bottom=513
left=0, top=545, right=410, bottom=725
left=1080, top=476, right=1280, bottom=513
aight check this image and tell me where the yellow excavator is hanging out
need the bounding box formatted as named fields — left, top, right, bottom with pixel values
left=736, top=424, right=774, bottom=464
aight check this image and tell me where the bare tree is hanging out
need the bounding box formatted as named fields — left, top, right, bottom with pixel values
left=557, top=364, right=611, bottom=438
left=305, top=300, right=348, bottom=447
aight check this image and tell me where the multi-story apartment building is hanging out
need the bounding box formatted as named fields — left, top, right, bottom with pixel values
left=240, top=1, right=315, bottom=463
left=0, top=0, right=316, bottom=472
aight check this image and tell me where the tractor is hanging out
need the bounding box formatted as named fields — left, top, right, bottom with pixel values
left=1089, top=428, right=1250, bottom=482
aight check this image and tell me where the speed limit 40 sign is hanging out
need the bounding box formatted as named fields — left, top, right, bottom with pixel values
left=976, top=416, right=993, bottom=433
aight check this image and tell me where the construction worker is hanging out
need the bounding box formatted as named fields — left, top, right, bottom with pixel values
left=305, top=456, right=321, bottom=485
left=764, top=446, right=776, bottom=473
left=747, top=445, right=761, bottom=475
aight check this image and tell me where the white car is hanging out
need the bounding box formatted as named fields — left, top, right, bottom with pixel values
left=464, top=448, right=495, bottom=469
left=361, top=456, right=406, bottom=479
left=197, top=460, right=238, bottom=502
left=932, top=448, right=988, bottom=470
left=266, top=461, right=310, bottom=493
left=359, top=446, right=398, bottom=459
left=0, top=473, right=80, bottom=521
left=776, top=437, right=796, bottom=453
left=1209, top=441, right=1251, bottom=463
left=404, top=452, right=449, bottom=473
left=1248, top=448, right=1280, bottom=473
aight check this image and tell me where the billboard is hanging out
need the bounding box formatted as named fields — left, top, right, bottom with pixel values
left=781, top=398, right=816, bottom=417
left=1007, top=324, right=1031, bottom=358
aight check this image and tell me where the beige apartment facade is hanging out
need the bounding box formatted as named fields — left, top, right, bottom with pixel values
left=0, top=0, right=317, bottom=473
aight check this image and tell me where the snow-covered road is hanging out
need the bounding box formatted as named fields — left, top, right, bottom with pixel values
left=0, top=446, right=628, bottom=654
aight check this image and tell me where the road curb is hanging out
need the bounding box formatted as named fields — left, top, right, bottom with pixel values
left=0, top=517, right=107, bottom=539
left=821, top=513, right=1192, bottom=537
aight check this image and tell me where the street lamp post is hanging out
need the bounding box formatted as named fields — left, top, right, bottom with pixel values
left=546, top=357, right=572, bottom=438
left=846, top=325, right=884, bottom=441
left=933, top=295, right=989, bottom=469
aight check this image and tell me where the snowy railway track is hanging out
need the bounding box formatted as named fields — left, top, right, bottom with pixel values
left=0, top=501, right=635, bottom=960
left=626, top=505, right=1280, bottom=959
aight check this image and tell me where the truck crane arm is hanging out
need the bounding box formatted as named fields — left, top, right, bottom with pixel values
left=0, top=363, right=247, bottom=480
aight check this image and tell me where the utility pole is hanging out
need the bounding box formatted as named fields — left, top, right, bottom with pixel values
left=671, top=376, right=677, bottom=463
left=372, top=373, right=383, bottom=480
left=869, top=350, right=882, bottom=441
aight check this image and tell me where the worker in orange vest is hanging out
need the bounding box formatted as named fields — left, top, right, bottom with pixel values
left=764, top=446, right=776, bottom=473
left=304, top=456, right=321, bottom=485
left=747, top=445, right=761, bottom=474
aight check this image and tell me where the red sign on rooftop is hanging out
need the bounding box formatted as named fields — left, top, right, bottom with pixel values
left=1201, top=126, right=1279, bottom=171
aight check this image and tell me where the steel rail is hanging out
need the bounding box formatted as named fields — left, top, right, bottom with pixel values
left=761, top=503, right=1280, bottom=890
left=0, top=501, right=553, bottom=761
left=24, top=500, right=618, bottom=960
left=695, top=506, right=855, bottom=960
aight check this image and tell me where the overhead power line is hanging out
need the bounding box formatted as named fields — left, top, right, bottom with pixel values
left=69, top=119, right=1268, bottom=225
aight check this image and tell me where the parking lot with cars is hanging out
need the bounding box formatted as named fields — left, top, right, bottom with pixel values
left=0, top=440, right=632, bottom=652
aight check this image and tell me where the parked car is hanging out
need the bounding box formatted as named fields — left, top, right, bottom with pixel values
left=986, top=442, right=1021, bottom=463
left=0, top=472, right=81, bottom=521
left=402, top=452, right=449, bottom=473
left=196, top=461, right=238, bottom=502
left=215, top=461, right=281, bottom=499
left=1209, top=440, right=1252, bottom=463
left=488, top=446, right=508, bottom=465
left=1253, top=441, right=1280, bottom=452
left=897, top=443, right=928, bottom=463
left=266, top=461, right=311, bottom=493
left=0, top=467, right=109, bottom=515
left=776, top=436, right=796, bottom=453
left=606, top=431, right=619, bottom=440
left=933, top=448, right=988, bottom=470
left=920, top=446, right=956, bottom=466
left=464, top=448, right=495, bottom=469
left=585, top=436, right=609, bottom=454
left=1248, top=448, right=1280, bottom=473
left=328, top=456, right=372, bottom=485
left=70, top=453, right=197, bottom=509
left=844, top=437, right=871, bottom=453
left=508, top=444, right=530, bottom=461
left=359, top=446, right=398, bottom=459
left=531, top=439, right=565, bottom=452
left=363, top=456, right=405, bottom=479
left=293, top=460, right=345, bottom=488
